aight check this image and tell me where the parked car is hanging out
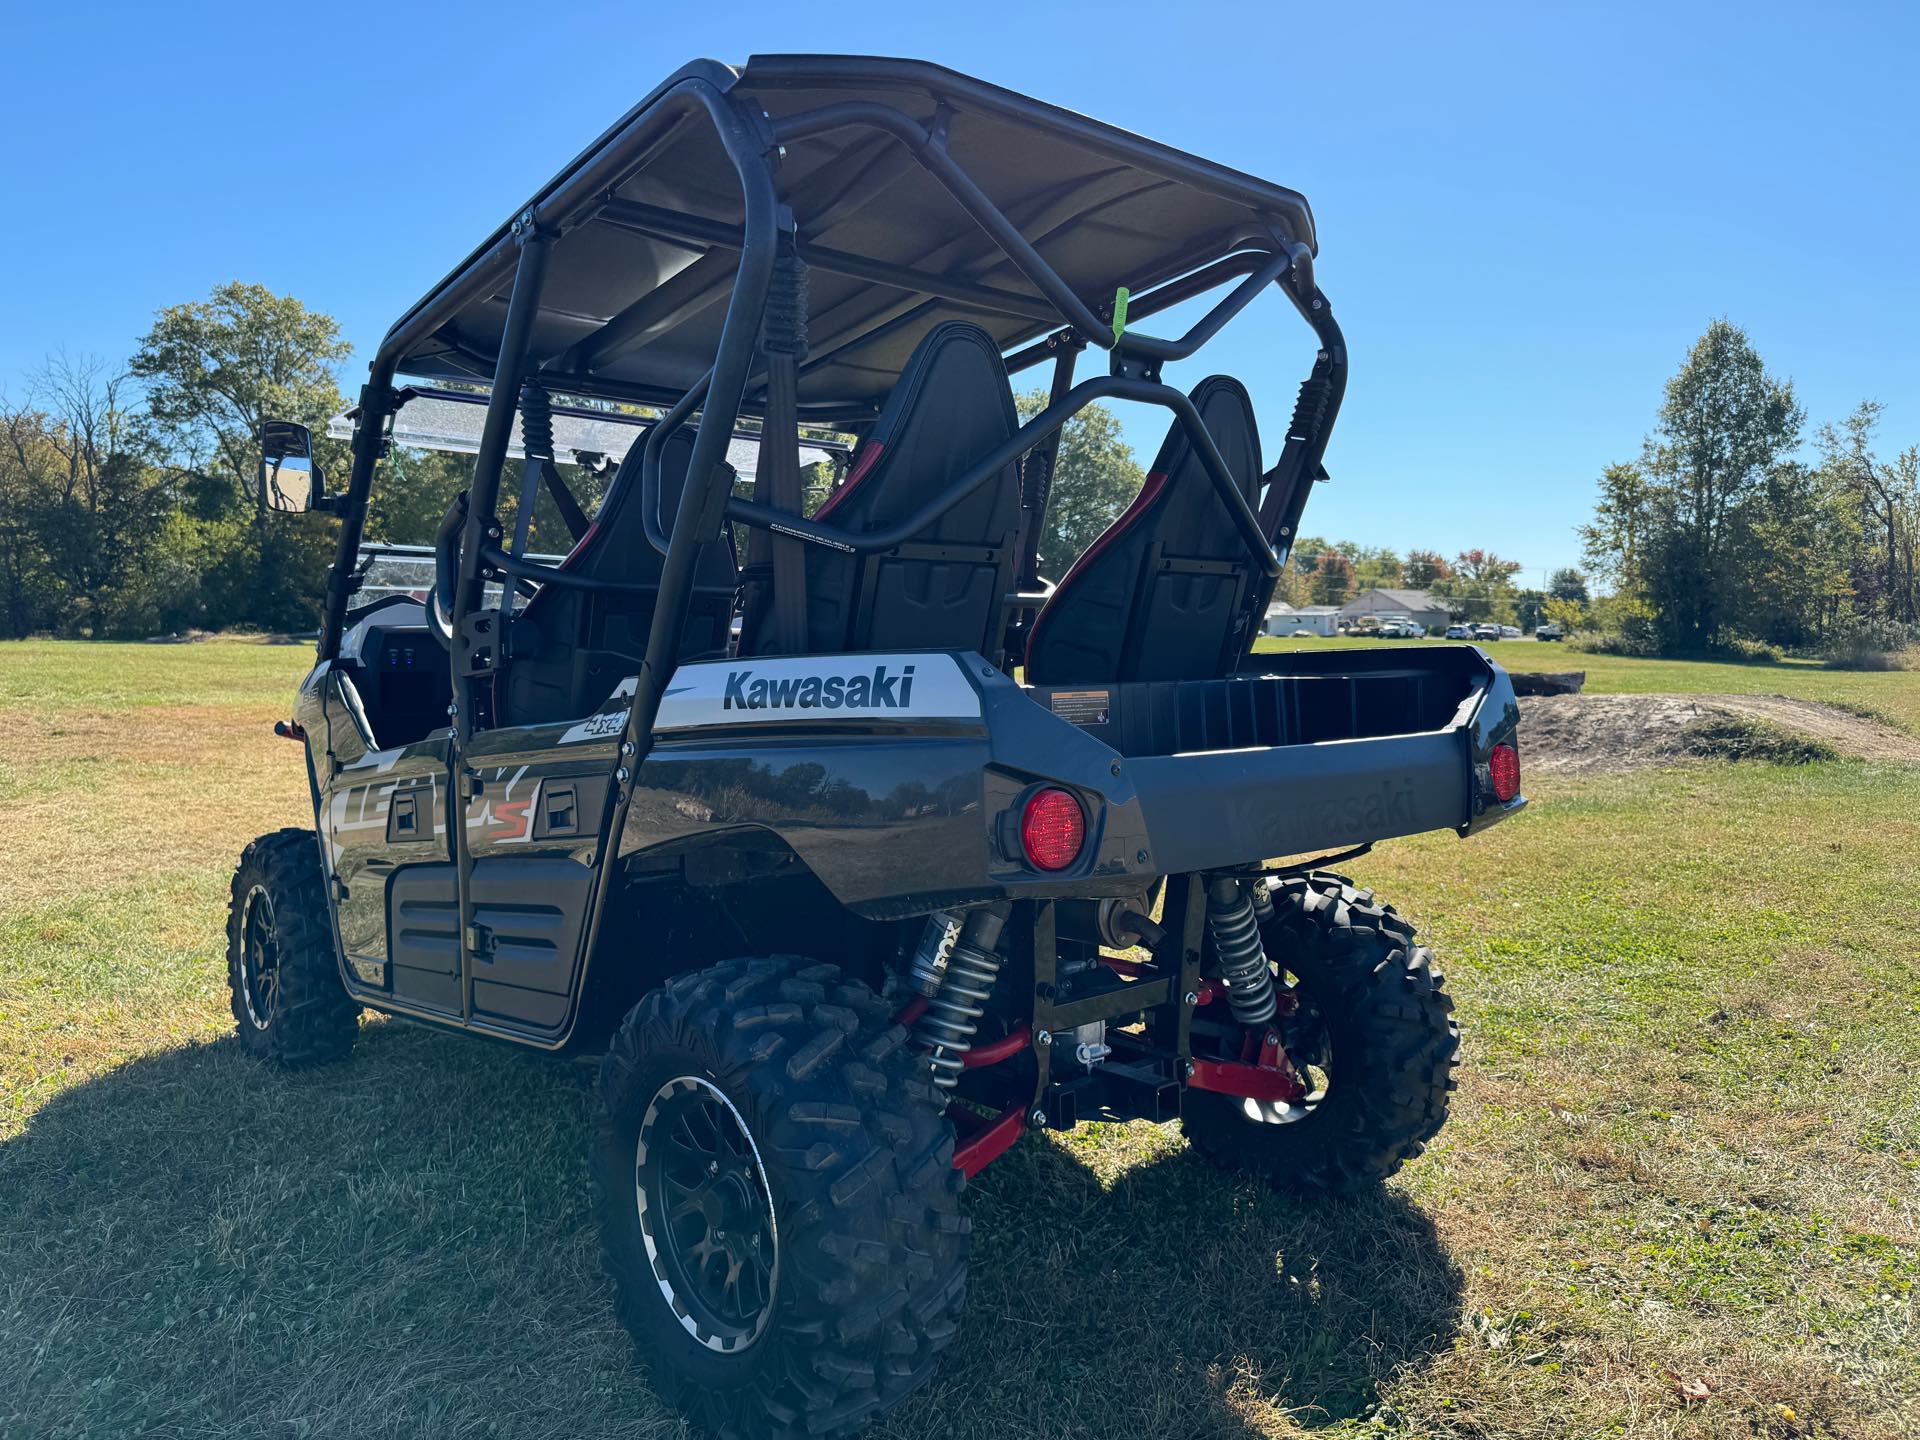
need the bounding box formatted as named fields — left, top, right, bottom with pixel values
left=1445, top=623, right=1471, bottom=640
left=1535, top=623, right=1565, bottom=641
left=1498, top=625, right=1521, bottom=639
left=1472, top=623, right=1501, bottom=641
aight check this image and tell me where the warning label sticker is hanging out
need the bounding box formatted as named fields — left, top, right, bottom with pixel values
left=1048, top=689, right=1112, bottom=726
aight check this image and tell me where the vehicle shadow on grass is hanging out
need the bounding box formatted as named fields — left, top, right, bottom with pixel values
left=884, top=1131, right=1463, bottom=1439
left=0, top=1021, right=668, bottom=1440
left=0, top=1023, right=1460, bottom=1440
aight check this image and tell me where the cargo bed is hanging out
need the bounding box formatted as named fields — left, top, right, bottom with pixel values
left=988, top=645, right=1524, bottom=892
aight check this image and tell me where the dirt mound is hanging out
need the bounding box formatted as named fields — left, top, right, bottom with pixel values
left=1518, top=693, right=1920, bottom=775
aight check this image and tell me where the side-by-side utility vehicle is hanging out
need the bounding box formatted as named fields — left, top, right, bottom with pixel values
left=237, top=55, right=1523, bottom=1439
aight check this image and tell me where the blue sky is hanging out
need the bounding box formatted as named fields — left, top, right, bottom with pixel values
left=4, top=1, right=1915, bottom=582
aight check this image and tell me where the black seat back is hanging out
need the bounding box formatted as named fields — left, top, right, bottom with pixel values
left=735, top=321, right=1022, bottom=661
left=504, top=429, right=735, bottom=726
left=1024, top=376, right=1264, bottom=685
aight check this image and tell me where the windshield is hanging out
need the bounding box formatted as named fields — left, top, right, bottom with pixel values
left=333, top=384, right=853, bottom=584
left=327, top=385, right=847, bottom=483
left=346, top=543, right=565, bottom=616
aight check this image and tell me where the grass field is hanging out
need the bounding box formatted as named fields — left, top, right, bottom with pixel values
left=2, top=637, right=1917, bottom=1440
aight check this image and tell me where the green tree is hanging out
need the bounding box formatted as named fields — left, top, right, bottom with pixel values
left=1817, top=401, right=1918, bottom=626
left=1542, top=596, right=1586, bottom=632
left=1346, top=544, right=1404, bottom=591
left=1404, top=548, right=1452, bottom=587
left=1432, top=548, right=1523, bottom=623
left=0, top=356, right=175, bottom=637
left=1452, top=548, right=1523, bottom=588
left=1582, top=320, right=1803, bottom=649
left=1547, top=567, right=1589, bottom=605
left=1309, top=549, right=1354, bottom=606
left=1727, top=460, right=1855, bottom=646
left=1270, top=558, right=1313, bottom=608
left=1288, top=536, right=1333, bottom=576
left=1016, top=391, right=1143, bottom=580
left=130, top=282, right=352, bottom=629
left=367, top=446, right=472, bottom=546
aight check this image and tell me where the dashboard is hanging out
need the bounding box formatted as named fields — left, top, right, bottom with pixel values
left=339, top=599, right=453, bottom=749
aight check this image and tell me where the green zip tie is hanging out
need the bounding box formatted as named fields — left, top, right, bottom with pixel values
left=1110, top=286, right=1130, bottom=344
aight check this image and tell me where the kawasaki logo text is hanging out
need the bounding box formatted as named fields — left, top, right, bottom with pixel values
left=722, top=665, right=917, bottom=712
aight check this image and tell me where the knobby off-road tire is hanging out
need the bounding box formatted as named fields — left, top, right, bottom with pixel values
left=226, top=828, right=359, bottom=1067
left=1183, top=873, right=1458, bottom=1193
left=594, top=956, right=969, bottom=1440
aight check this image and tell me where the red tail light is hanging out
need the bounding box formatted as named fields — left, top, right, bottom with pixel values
left=1020, top=787, right=1085, bottom=871
left=1489, top=742, right=1521, bottom=802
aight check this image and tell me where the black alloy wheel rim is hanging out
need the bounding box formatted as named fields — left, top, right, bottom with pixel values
left=1242, top=983, right=1334, bottom=1125
left=634, top=1075, right=779, bottom=1352
left=239, top=885, right=280, bottom=1030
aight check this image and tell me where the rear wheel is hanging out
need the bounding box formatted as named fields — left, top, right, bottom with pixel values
left=1182, top=874, right=1458, bottom=1192
left=226, top=828, right=359, bottom=1066
left=594, top=956, right=969, bottom=1440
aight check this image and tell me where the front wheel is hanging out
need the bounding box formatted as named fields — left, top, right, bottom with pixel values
left=226, top=828, right=359, bottom=1066
left=1182, top=874, right=1459, bottom=1193
left=593, top=956, right=969, bottom=1440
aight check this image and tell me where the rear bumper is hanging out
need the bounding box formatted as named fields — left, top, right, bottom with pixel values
left=1129, top=731, right=1470, bottom=871
left=983, top=645, right=1525, bottom=892
left=618, top=647, right=1524, bottom=914
left=1130, top=650, right=1523, bottom=869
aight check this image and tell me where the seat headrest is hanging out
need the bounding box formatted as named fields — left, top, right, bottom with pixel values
left=1139, top=375, right=1263, bottom=551
left=816, top=321, right=1019, bottom=531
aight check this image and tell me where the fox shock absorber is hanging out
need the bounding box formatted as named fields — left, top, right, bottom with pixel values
left=1206, top=876, right=1277, bottom=1025
left=913, top=905, right=1010, bottom=1089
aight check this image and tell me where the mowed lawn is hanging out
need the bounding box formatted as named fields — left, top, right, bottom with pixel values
left=1, top=637, right=1916, bottom=1440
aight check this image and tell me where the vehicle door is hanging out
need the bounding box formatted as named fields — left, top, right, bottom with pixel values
left=308, top=660, right=461, bottom=1018
left=452, top=684, right=626, bottom=1039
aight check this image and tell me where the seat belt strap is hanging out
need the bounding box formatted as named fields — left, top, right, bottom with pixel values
left=539, top=459, right=591, bottom=543
left=759, top=242, right=811, bottom=653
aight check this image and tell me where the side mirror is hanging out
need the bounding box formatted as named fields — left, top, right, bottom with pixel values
left=258, top=420, right=326, bottom=513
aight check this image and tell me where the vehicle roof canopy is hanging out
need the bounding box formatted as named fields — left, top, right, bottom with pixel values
left=383, top=56, right=1317, bottom=417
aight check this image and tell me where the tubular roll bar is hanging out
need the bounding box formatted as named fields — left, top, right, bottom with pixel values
left=632, top=368, right=1280, bottom=574
left=310, top=65, right=1350, bottom=1054
left=764, top=102, right=1317, bottom=357
left=338, top=71, right=1345, bottom=734
left=721, top=374, right=1281, bottom=576
left=631, top=242, right=1317, bottom=575
left=593, top=199, right=1064, bottom=327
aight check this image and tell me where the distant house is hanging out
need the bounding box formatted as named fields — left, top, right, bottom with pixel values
left=1264, top=602, right=1341, bottom=637
left=1337, top=588, right=1451, bottom=634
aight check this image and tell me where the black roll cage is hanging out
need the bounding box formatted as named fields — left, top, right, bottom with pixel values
left=306, top=60, right=1351, bottom=1046
left=321, top=59, right=1348, bottom=770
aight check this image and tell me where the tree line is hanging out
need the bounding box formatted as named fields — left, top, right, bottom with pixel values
left=1271, top=539, right=1585, bottom=631
left=14, top=287, right=1902, bottom=658
left=0, top=281, right=1218, bottom=639
left=1580, top=319, right=1917, bottom=660
left=1, top=284, right=351, bottom=638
